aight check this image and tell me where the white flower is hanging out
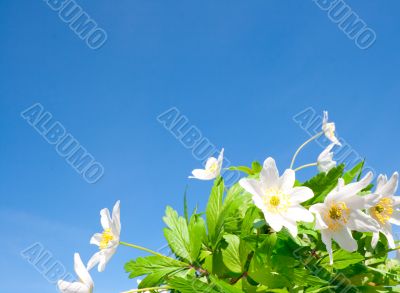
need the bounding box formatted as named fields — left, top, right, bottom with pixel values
left=239, top=157, right=314, bottom=237
left=58, top=253, right=94, bottom=293
left=310, top=173, right=380, bottom=264
left=189, top=148, right=224, bottom=180
left=317, top=143, right=336, bottom=173
left=322, top=111, right=341, bottom=146
left=368, top=172, right=400, bottom=249
left=87, top=200, right=121, bottom=272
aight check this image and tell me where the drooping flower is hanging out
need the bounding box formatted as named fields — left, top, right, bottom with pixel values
left=368, top=172, right=400, bottom=249
left=317, top=143, right=336, bottom=173
left=189, top=148, right=224, bottom=180
left=310, top=173, right=380, bottom=264
left=322, top=111, right=341, bottom=146
left=239, top=157, right=314, bottom=237
left=58, top=253, right=94, bottom=293
left=87, top=200, right=121, bottom=272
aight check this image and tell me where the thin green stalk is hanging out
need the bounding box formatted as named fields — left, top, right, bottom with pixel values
left=294, top=162, right=318, bottom=172
left=290, top=131, right=323, bottom=169
left=119, top=241, right=177, bottom=261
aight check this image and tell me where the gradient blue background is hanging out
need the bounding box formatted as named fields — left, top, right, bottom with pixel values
left=1, top=1, right=399, bottom=292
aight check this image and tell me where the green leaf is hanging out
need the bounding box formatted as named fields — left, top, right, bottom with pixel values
left=319, top=250, right=364, bottom=269
left=303, top=164, right=345, bottom=205
left=251, top=161, right=262, bottom=173
left=183, top=186, right=189, bottom=224
left=188, top=213, right=206, bottom=261
left=222, top=234, right=242, bottom=274
left=229, top=166, right=254, bottom=175
left=124, top=255, right=187, bottom=281
left=292, top=268, right=329, bottom=287
left=167, top=276, right=219, bottom=293
left=163, top=206, right=192, bottom=262
left=343, top=160, right=365, bottom=184
left=210, top=276, right=244, bottom=293
left=206, top=177, right=225, bottom=246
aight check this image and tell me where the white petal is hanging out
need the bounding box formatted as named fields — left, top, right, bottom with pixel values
left=322, top=111, right=328, bottom=125
left=58, top=280, right=89, bottom=293
left=189, top=169, right=215, bottom=180
left=260, top=157, right=279, bottom=189
left=100, top=208, right=112, bottom=231
left=382, top=223, right=395, bottom=249
left=112, top=200, right=121, bottom=236
left=74, top=253, right=93, bottom=288
left=332, top=228, right=357, bottom=252
left=217, top=148, right=224, bottom=167
left=239, top=178, right=263, bottom=197
left=205, top=157, right=218, bottom=170
left=389, top=210, right=400, bottom=225
left=327, top=172, right=373, bottom=203
left=279, top=169, right=295, bottom=193
left=375, top=174, right=388, bottom=194
left=309, top=203, right=328, bottom=229
left=288, top=186, right=314, bottom=204
left=392, top=196, right=400, bottom=207
left=87, top=251, right=101, bottom=271
left=285, top=206, right=314, bottom=223
left=90, top=233, right=103, bottom=246
left=317, top=143, right=336, bottom=173
left=321, top=230, right=333, bottom=265
left=264, top=212, right=283, bottom=232
left=97, top=248, right=116, bottom=272
left=380, top=172, right=398, bottom=197
left=347, top=210, right=379, bottom=232
left=371, top=232, right=380, bottom=249
left=252, top=195, right=265, bottom=211
left=281, top=217, right=298, bottom=237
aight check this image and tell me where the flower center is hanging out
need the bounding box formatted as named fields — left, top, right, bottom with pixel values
left=329, top=206, right=343, bottom=220
left=270, top=196, right=280, bottom=207
left=100, top=228, right=114, bottom=249
left=208, top=162, right=218, bottom=173
left=370, top=198, right=393, bottom=224
left=263, top=189, right=290, bottom=213
left=324, top=202, right=349, bottom=231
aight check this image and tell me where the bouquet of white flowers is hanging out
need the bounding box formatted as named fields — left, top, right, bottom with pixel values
left=58, top=111, right=400, bottom=293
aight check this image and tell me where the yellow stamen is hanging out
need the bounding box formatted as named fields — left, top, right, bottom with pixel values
left=100, top=228, right=114, bottom=250
left=270, top=196, right=280, bottom=207
left=370, top=198, right=393, bottom=224
left=262, top=189, right=290, bottom=213
left=208, top=162, right=218, bottom=173
left=324, top=202, right=349, bottom=231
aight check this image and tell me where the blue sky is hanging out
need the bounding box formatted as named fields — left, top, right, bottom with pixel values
left=1, top=0, right=400, bottom=292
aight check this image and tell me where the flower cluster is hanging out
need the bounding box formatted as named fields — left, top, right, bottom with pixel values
left=58, top=111, right=400, bottom=292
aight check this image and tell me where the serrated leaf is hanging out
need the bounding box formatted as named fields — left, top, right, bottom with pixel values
left=303, top=164, right=344, bottom=205
left=188, top=214, right=206, bottom=261
left=222, top=234, right=242, bottom=274
left=124, top=255, right=187, bottom=281
left=163, top=206, right=192, bottom=262
left=210, top=276, right=244, bottom=293
left=229, top=166, right=254, bottom=175
left=206, top=177, right=225, bottom=246
left=343, top=161, right=365, bottom=184
left=167, top=276, right=219, bottom=293
left=320, top=250, right=364, bottom=269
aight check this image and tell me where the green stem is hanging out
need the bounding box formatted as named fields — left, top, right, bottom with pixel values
left=294, top=162, right=318, bottom=172
left=119, top=241, right=170, bottom=259
left=121, top=285, right=171, bottom=293
left=290, top=131, right=323, bottom=169
left=365, top=245, right=400, bottom=260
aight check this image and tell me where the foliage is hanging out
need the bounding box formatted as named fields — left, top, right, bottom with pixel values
left=125, top=163, right=400, bottom=292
